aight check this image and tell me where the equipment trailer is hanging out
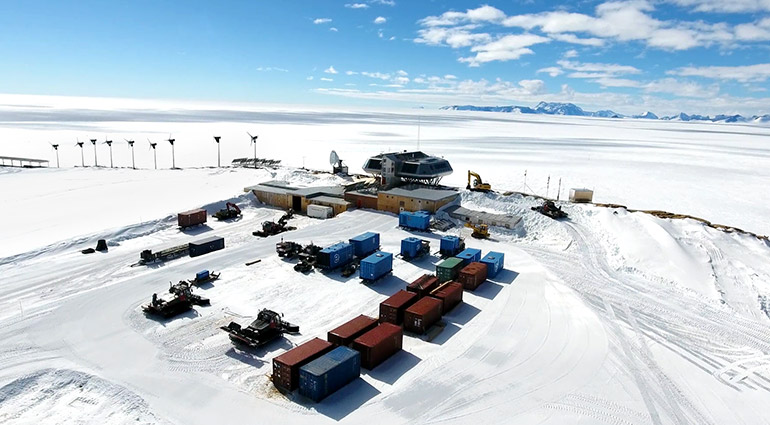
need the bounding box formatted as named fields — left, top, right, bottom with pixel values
left=220, top=309, right=299, bottom=348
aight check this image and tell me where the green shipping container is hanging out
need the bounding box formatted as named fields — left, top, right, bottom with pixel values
left=436, top=257, right=464, bottom=283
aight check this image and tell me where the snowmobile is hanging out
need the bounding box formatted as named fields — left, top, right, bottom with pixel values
left=142, top=282, right=210, bottom=318
left=213, top=202, right=241, bottom=220
left=220, top=309, right=300, bottom=348
left=531, top=200, right=568, bottom=219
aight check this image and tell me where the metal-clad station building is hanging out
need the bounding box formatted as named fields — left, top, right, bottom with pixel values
left=377, top=185, right=458, bottom=214
left=244, top=181, right=352, bottom=216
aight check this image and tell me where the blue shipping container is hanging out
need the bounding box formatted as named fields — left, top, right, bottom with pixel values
left=299, top=346, right=361, bottom=402
left=481, top=251, right=505, bottom=278
left=456, top=248, right=482, bottom=265
left=318, top=242, right=354, bottom=270
left=360, top=251, right=393, bottom=281
left=349, top=232, right=380, bottom=258
left=440, top=236, right=461, bottom=253
left=196, top=270, right=209, bottom=281
left=400, top=237, right=421, bottom=258
left=399, top=211, right=430, bottom=231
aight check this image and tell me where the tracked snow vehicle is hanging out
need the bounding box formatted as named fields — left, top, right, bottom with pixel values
left=142, top=281, right=210, bottom=318
left=276, top=240, right=302, bottom=258
left=531, top=200, right=568, bottom=219
left=220, top=309, right=300, bottom=348
left=253, top=209, right=296, bottom=237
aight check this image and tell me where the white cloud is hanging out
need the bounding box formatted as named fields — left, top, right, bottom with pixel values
left=306, top=76, right=314, bottom=81
left=551, top=33, right=605, bottom=46
left=594, top=77, right=643, bottom=87
left=389, top=36, right=396, bottom=41
left=325, top=66, right=338, bottom=74
left=557, top=60, right=641, bottom=76
left=346, top=70, right=358, bottom=75
left=320, top=77, right=334, bottom=82
left=420, top=5, right=506, bottom=27
left=313, top=18, right=332, bottom=24
left=397, top=70, right=408, bottom=76
left=563, top=49, right=579, bottom=58
left=256, top=67, right=289, bottom=72
left=735, top=19, right=770, bottom=41
left=345, top=3, right=369, bottom=8
left=537, top=66, right=564, bottom=77
left=459, top=34, right=550, bottom=66
left=644, top=78, right=719, bottom=97
left=444, top=74, right=457, bottom=79
left=378, top=29, right=384, bottom=38
left=362, top=71, right=391, bottom=80
left=374, top=16, right=387, bottom=24
left=669, top=63, right=770, bottom=82
left=370, top=0, right=395, bottom=5
left=415, top=26, right=492, bottom=48
left=330, top=27, right=339, bottom=32
left=663, top=0, right=770, bottom=13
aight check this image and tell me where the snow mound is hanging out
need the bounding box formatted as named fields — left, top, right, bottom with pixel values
left=0, top=369, right=168, bottom=425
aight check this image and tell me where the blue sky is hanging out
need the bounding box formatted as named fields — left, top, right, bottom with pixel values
left=1, top=0, right=769, bottom=115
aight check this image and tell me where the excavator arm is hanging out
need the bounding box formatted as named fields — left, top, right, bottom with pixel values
left=467, top=170, right=492, bottom=192
left=226, top=202, right=241, bottom=214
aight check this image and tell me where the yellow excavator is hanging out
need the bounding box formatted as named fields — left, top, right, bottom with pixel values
left=467, top=170, right=492, bottom=192
left=464, top=222, right=490, bottom=239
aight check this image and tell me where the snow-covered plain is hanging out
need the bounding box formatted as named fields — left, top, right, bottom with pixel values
left=1, top=98, right=770, bottom=424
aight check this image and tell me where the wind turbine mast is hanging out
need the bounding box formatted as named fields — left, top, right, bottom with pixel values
left=75, top=139, right=85, bottom=167
left=167, top=135, right=176, bottom=169
left=214, top=136, right=221, bottom=168
left=148, top=139, right=158, bottom=170
left=248, top=132, right=258, bottom=169
left=50, top=143, right=60, bottom=168
left=104, top=138, right=114, bottom=168
left=126, top=139, right=136, bottom=169
left=90, top=138, right=98, bottom=166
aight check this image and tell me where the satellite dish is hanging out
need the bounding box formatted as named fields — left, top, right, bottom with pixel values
left=329, top=150, right=339, bottom=166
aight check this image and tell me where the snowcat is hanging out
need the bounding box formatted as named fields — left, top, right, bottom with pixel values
left=253, top=209, right=296, bottom=237
left=214, top=202, right=241, bottom=220
left=276, top=240, right=303, bottom=258
left=531, top=200, right=568, bottom=219
left=220, top=309, right=300, bottom=348
left=142, top=282, right=210, bottom=318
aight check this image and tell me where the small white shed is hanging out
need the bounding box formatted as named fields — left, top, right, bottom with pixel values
left=307, top=204, right=334, bottom=219
left=569, top=188, right=594, bottom=203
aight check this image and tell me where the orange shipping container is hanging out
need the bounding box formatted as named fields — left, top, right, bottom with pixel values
left=457, top=262, right=488, bottom=291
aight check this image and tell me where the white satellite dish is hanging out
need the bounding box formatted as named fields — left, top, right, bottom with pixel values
left=329, top=150, right=340, bottom=166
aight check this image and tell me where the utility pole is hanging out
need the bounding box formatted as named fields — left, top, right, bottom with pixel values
left=90, top=139, right=98, bottom=166
left=214, top=136, right=221, bottom=167
left=557, top=178, right=562, bottom=201
left=546, top=175, right=550, bottom=198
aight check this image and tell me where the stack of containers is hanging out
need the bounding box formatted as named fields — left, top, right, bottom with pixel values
left=430, top=282, right=464, bottom=314
left=398, top=211, right=431, bottom=231
left=436, top=257, right=465, bottom=283
left=404, top=297, right=443, bottom=334
left=406, top=274, right=439, bottom=299
left=480, top=251, right=505, bottom=278
left=360, top=252, right=393, bottom=282
left=455, top=248, right=482, bottom=266
left=327, top=315, right=379, bottom=347
left=439, top=235, right=463, bottom=257
left=352, top=322, right=403, bottom=370
left=273, top=337, right=334, bottom=392
left=299, top=346, right=361, bottom=402
left=317, top=242, right=354, bottom=270
left=349, top=232, right=380, bottom=258
left=400, top=237, right=421, bottom=259
left=380, top=290, right=418, bottom=325
left=457, top=262, right=488, bottom=291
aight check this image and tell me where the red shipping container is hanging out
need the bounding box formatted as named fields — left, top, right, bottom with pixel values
left=380, top=290, right=417, bottom=325
left=178, top=208, right=207, bottom=228
left=352, top=322, right=403, bottom=370
left=457, top=262, right=488, bottom=291
left=406, top=274, right=439, bottom=299
left=272, top=337, right=333, bottom=391
left=404, top=296, right=442, bottom=334
left=327, top=315, right=379, bottom=347
left=431, top=281, right=464, bottom=314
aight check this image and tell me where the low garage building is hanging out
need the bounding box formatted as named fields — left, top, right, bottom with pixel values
left=377, top=185, right=459, bottom=214
left=244, top=181, right=351, bottom=216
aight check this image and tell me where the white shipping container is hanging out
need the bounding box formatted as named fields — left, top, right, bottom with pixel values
left=569, top=188, right=594, bottom=203
left=307, top=204, right=334, bottom=219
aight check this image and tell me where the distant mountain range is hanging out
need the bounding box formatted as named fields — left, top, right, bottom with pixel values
left=440, top=102, right=770, bottom=124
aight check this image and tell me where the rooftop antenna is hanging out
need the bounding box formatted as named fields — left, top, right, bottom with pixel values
left=167, top=134, right=176, bottom=169
left=148, top=138, right=158, bottom=170
left=213, top=136, right=221, bottom=167
left=90, top=138, right=98, bottom=166
left=125, top=139, right=136, bottom=169
left=50, top=143, right=60, bottom=168
left=247, top=132, right=258, bottom=169
left=75, top=138, right=85, bottom=167
left=103, top=138, right=114, bottom=168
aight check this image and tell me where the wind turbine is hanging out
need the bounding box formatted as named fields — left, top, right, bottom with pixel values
left=167, top=135, right=176, bottom=169
left=213, top=136, right=221, bottom=168
left=103, top=138, right=114, bottom=168
left=90, top=138, right=98, bottom=166
left=125, top=139, right=136, bottom=169
left=75, top=139, right=85, bottom=167
left=248, top=132, right=258, bottom=169
left=50, top=143, right=60, bottom=168
left=148, top=139, right=158, bottom=170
